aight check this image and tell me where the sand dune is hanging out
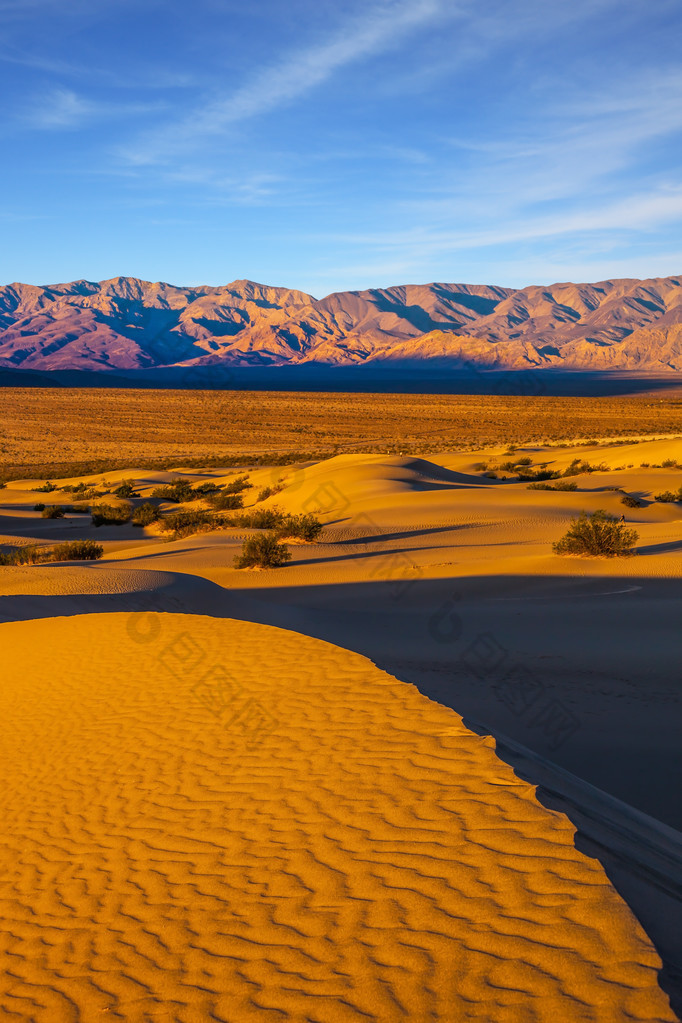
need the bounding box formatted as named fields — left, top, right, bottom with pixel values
left=0, top=613, right=674, bottom=1022
left=1, top=438, right=681, bottom=1018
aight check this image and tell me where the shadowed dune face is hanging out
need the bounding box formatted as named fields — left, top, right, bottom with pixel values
left=0, top=613, right=674, bottom=1022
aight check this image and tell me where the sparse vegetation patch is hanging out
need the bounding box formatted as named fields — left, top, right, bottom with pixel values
left=553, top=510, right=638, bottom=557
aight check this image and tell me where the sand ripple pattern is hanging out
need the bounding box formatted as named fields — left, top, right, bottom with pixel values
left=0, top=613, right=673, bottom=1022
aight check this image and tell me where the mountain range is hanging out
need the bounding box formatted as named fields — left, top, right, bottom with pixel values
left=1, top=274, right=682, bottom=379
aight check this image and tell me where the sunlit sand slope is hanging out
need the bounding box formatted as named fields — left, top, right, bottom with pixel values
left=0, top=613, right=674, bottom=1022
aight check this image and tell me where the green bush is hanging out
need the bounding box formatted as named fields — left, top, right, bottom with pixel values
left=230, top=507, right=286, bottom=529
left=193, top=481, right=221, bottom=495
left=50, top=541, right=104, bottom=561
left=517, top=469, right=561, bottom=482
left=621, top=494, right=642, bottom=508
left=113, top=480, right=137, bottom=498
left=210, top=491, right=244, bottom=511
left=527, top=481, right=578, bottom=491
left=277, top=514, right=323, bottom=542
left=41, top=505, right=65, bottom=519
left=563, top=459, right=608, bottom=477
left=234, top=533, right=292, bottom=569
left=223, top=475, right=252, bottom=495
left=553, top=510, right=638, bottom=557
left=159, top=509, right=219, bottom=538
left=0, top=545, right=44, bottom=566
left=256, top=483, right=285, bottom=502
left=151, top=479, right=197, bottom=503
left=132, top=502, right=161, bottom=527
left=91, top=503, right=132, bottom=526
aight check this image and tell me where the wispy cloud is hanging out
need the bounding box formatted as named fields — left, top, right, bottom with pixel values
left=19, top=87, right=164, bottom=130
left=120, top=0, right=449, bottom=164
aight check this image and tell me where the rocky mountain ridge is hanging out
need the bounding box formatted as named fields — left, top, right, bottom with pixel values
left=1, top=274, right=681, bottom=374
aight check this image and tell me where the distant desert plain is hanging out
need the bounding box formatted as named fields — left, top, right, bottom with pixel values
left=1, top=386, right=681, bottom=1021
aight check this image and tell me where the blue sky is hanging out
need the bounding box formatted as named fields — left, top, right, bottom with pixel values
left=1, top=0, right=681, bottom=295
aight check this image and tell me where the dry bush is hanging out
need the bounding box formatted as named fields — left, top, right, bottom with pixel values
left=234, top=533, right=291, bottom=569
left=553, top=510, right=638, bottom=557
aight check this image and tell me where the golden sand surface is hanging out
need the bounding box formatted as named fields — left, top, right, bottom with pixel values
left=0, top=612, right=674, bottom=1023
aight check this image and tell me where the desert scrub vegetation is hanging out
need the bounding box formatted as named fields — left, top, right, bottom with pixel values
left=229, top=507, right=286, bottom=529
left=209, top=491, right=244, bottom=511
left=234, top=533, right=292, bottom=569
left=553, top=510, right=638, bottom=557
left=91, top=503, right=132, bottom=526
left=132, top=502, right=161, bottom=526
left=562, top=458, right=609, bottom=477
left=151, top=479, right=197, bottom=503
left=0, top=540, right=103, bottom=565
left=527, top=481, right=578, bottom=491
left=276, top=513, right=323, bottom=542
left=159, top=509, right=221, bottom=539
left=222, top=474, right=252, bottom=495
left=50, top=541, right=104, bottom=561
left=256, top=483, right=285, bottom=502
left=113, top=480, right=138, bottom=498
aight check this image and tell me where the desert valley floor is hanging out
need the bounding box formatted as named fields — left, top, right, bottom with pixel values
left=1, top=395, right=681, bottom=1021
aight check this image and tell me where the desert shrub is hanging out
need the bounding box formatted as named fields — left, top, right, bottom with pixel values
left=223, top=475, right=252, bottom=495
left=113, top=480, right=137, bottom=498
left=256, top=483, right=284, bottom=502
left=527, top=481, right=578, bottom=491
left=151, top=479, right=196, bottom=503
left=517, top=469, right=561, bottom=482
left=0, top=545, right=44, bottom=566
left=230, top=507, right=286, bottom=529
left=34, top=503, right=45, bottom=511
left=563, top=459, right=608, bottom=477
left=277, top=513, right=323, bottom=542
left=234, top=533, right=291, bottom=569
left=159, top=509, right=219, bottom=538
left=193, top=481, right=221, bottom=495
left=621, top=494, right=642, bottom=508
left=91, top=503, right=132, bottom=526
left=209, top=491, right=244, bottom=511
left=41, top=505, right=65, bottom=519
left=35, top=481, right=57, bottom=493
left=132, top=502, right=161, bottom=526
left=654, top=490, right=680, bottom=503
left=553, top=510, right=638, bottom=557
left=50, top=541, right=104, bottom=561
